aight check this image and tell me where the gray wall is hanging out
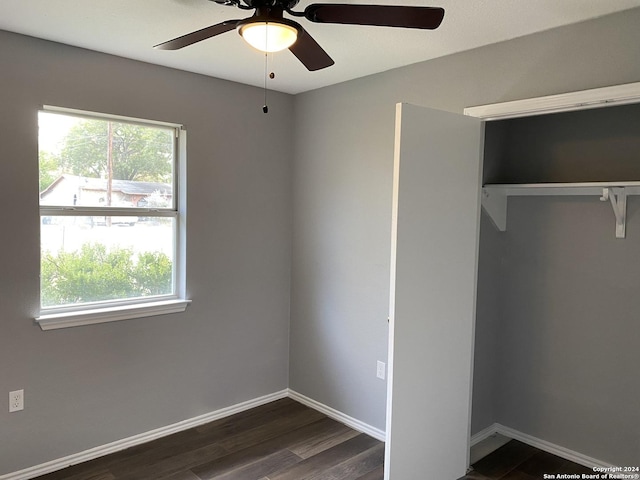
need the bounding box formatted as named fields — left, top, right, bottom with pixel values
left=498, top=196, right=640, bottom=464
left=486, top=104, right=640, bottom=184
left=471, top=212, right=504, bottom=436
left=289, top=6, right=640, bottom=462
left=0, top=31, right=293, bottom=475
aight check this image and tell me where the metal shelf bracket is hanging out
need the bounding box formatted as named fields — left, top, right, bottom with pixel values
left=600, top=187, right=627, bottom=238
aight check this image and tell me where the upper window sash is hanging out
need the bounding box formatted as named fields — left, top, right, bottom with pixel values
left=42, top=105, right=182, bottom=130
left=39, top=106, right=180, bottom=211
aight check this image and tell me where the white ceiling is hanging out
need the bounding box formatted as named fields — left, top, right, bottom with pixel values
left=2, top=0, right=640, bottom=94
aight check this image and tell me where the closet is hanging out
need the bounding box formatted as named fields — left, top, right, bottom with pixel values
left=385, top=82, right=640, bottom=480
left=469, top=84, right=640, bottom=469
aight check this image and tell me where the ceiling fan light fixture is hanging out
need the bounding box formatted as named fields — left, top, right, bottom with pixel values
left=238, top=20, right=299, bottom=53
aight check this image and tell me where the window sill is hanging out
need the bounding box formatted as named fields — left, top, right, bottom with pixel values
left=35, top=299, right=192, bottom=330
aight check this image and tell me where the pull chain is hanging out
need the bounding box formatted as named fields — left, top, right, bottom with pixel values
left=263, top=51, right=269, bottom=114
left=263, top=24, right=269, bottom=114
left=262, top=27, right=277, bottom=113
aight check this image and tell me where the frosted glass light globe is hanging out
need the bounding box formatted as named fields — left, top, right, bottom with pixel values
left=239, top=22, right=298, bottom=53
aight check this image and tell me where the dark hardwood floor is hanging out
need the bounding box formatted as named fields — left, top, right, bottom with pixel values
left=460, top=440, right=594, bottom=480
left=33, top=398, right=384, bottom=480
left=32, top=397, right=596, bottom=480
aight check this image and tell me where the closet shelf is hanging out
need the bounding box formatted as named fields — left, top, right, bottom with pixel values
left=482, top=181, right=640, bottom=239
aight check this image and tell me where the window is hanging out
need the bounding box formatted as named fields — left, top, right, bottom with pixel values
left=37, top=107, right=189, bottom=329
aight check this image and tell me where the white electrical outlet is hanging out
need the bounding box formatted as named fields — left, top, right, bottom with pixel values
left=9, top=390, right=24, bottom=412
left=376, top=361, right=386, bottom=380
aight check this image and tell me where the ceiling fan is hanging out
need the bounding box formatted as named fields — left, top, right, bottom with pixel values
left=154, top=0, right=445, bottom=71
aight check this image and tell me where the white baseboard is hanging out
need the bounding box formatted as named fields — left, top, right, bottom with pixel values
left=494, top=424, right=616, bottom=470
left=469, top=424, right=511, bottom=465
left=287, top=389, right=386, bottom=442
left=0, top=389, right=288, bottom=480
left=469, top=423, right=616, bottom=470
left=470, top=423, right=501, bottom=446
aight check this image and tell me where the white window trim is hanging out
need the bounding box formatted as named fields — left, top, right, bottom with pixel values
left=36, top=106, right=189, bottom=330
left=36, top=299, right=192, bottom=330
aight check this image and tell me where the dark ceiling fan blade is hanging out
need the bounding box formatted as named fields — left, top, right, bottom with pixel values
left=154, top=19, right=242, bottom=50
left=288, top=27, right=334, bottom=71
left=304, top=4, right=445, bottom=29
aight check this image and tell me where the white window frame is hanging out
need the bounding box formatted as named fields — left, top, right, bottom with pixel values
left=36, top=106, right=190, bottom=330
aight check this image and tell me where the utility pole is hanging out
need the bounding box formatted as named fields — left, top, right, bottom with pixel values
left=106, top=121, right=113, bottom=227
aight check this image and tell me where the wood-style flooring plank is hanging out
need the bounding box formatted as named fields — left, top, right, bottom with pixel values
left=114, top=443, right=227, bottom=480
left=513, top=450, right=568, bottom=478
left=557, top=459, right=594, bottom=475
left=354, top=464, right=384, bottom=480
left=192, top=417, right=341, bottom=480
left=288, top=421, right=361, bottom=459
left=497, top=471, right=537, bottom=480
left=459, top=471, right=493, bottom=480
left=65, top=472, right=114, bottom=480
left=32, top=465, right=115, bottom=480
left=212, top=449, right=302, bottom=480
left=194, top=398, right=305, bottom=438
left=304, top=443, right=385, bottom=480
left=471, top=441, right=538, bottom=479
left=266, top=434, right=381, bottom=480
left=105, top=436, right=220, bottom=477
left=162, top=472, right=202, bottom=480
left=216, top=405, right=327, bottom=453
left=104, top=428, right=203, bottom=467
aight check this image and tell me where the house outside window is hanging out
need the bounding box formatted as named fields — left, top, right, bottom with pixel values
left=37, top=107, right=189, bottom=329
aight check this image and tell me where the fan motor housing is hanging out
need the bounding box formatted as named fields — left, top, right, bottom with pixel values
left=242, top=0, right=300, bottom=8
left=210, top=0, right=301, bottom=8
